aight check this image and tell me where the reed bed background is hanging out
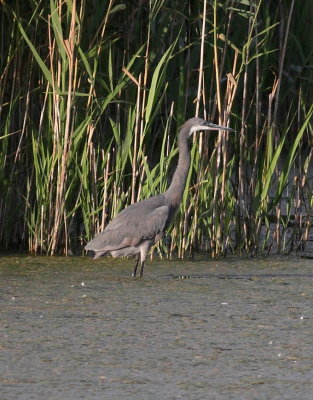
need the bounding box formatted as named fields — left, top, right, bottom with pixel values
left=1, top=0, right=313, bottom=258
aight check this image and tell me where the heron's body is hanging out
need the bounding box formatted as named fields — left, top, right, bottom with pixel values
left=85, top=118, right=233, bottom=276
left=85, top=194, right=175, bottom=274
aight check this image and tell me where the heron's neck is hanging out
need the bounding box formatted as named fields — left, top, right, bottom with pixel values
left=165, top=134, right=191, bottom=207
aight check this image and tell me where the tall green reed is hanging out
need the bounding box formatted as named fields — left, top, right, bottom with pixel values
left=0, top=0, right=312, bottom=258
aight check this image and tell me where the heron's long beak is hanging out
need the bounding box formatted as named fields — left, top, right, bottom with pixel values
left=203, top=122, right=234, bottom=131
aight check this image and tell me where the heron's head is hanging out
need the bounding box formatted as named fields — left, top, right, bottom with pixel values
left=184, top=117, right=234, bottom=136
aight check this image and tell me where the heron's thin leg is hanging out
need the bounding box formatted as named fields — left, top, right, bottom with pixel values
left=139, top=261, right=145, bottom=277
left=132, top=256, right=140, bottom=277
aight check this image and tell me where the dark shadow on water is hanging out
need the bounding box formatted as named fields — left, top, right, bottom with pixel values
left=172, top=272, right=313, bottom=280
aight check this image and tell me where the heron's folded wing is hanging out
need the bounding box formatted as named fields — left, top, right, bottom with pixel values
left=141, top=206, right=169, bottom=239
left=85, top=205, right=169, bottom=251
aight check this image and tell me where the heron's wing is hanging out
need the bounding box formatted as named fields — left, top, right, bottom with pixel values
left=85, top=204, right=169, bottom=252
left=140, top=205, right=169, bottom=240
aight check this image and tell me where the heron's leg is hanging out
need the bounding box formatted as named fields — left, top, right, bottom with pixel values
left=139, top=260, right=145, bottom=277
left=132, top=255, right=140, bottom=277
left=138, top=241, right=151, bottom=277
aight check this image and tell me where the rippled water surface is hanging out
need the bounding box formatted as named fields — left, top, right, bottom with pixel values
left=1, top=255, right=313, bottom=400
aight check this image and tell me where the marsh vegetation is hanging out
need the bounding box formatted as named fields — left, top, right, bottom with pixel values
left=1, top=0, right=312, bottom=257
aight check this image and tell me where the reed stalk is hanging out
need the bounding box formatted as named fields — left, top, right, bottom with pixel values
left=0, top=1, right=312, bottom=258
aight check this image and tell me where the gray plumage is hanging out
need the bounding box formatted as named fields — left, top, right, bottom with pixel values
left=85, top=117, right=233, bottom=276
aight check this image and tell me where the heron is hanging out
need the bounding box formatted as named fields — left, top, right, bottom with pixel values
left=85, top=117, right=233, bottom=277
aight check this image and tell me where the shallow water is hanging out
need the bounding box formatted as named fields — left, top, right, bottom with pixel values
left=1, top=255, right=313, bottom=400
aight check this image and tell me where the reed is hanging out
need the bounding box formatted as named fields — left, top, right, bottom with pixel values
left=0, top=0, right=312, bottom=258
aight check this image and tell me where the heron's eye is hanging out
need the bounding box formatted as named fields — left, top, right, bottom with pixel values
left=189, top=125, right=208, bottom=135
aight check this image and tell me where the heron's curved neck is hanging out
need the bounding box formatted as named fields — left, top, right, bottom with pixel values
left=165, top=132, right=191, bottom=207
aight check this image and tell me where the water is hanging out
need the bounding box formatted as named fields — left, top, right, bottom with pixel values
left=1, top=255, right=313, bottom=400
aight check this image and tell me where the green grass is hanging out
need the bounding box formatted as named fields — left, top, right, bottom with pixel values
left=0, top=0, right=312, bottom=258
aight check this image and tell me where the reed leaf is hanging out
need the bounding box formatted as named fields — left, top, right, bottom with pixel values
left=1, top=1, right=312, bottom=258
